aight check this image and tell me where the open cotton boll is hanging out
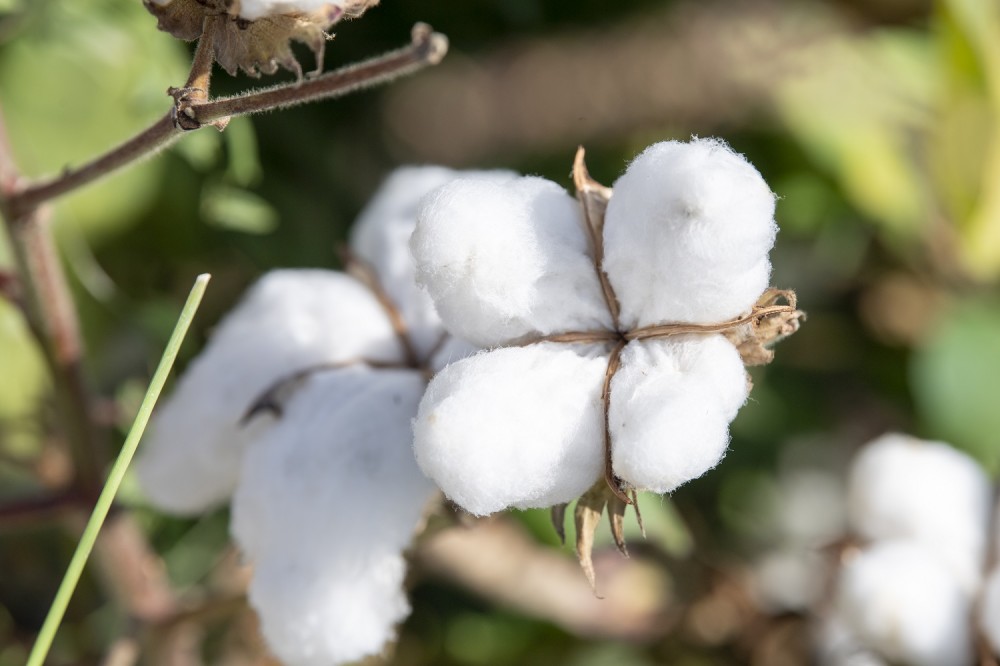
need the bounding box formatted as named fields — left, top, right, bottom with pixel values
left=351, top=166, right=514, bottom=356
left=846, top=433, right=990, bottom=590
left=413, top=343, right=607, bottom=515
left=135, top=270, right=401, bottom=515
left=249, top=554, right=410, bottom=666
left=231, top=367, right=433, bottom=561
left=412, top=176, right=612, bottom=348
left=980, top=569, right=1000, bottom=656
left=232, top=368, right=434, bottom=666
left=834, top=541, right=973, bottom=666
left=603, top=138, right=777, bottom=329
left=609, top=336, right=748, bottom=493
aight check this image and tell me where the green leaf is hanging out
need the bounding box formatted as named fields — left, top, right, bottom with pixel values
left=200, top=183, right=280, bottom=235
left=911, top=297, right=1000, bottom=470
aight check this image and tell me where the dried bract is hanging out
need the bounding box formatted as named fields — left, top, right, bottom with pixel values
left=143, top=0, right=379, bottom=77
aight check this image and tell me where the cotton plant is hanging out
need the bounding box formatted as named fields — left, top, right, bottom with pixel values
left=822, top=434, right=992, bottom=666
left=134, top=166, right=496, bottom=666
left=410, top=138, right=803, bottom=583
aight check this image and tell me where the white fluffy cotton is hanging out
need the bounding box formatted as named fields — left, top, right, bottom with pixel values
left=237, top=0, right=344, bottom=20
left=609, top=335, right=748, bottom=493
left=412, top=176, right=613, bottom=348
left=834, top=541, right=973, bottom=666
left=413, top=344, right=607, bottom=515
left=232, top=368, right=434, bottom=666
left=846, top=433, right=991, bottom=590
left=135, top=270, right=400, bottom=515
left=603, top=138, right=777, bottom=330
left=351, top=167, right=511, bottom=356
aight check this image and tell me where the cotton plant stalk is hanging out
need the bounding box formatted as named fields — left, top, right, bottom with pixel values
left=133, top=167, right=506, bottom=666
left=411, top=138, right=803, bottom=586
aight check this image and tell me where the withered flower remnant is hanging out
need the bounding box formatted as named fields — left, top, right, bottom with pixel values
left=143, top=0, right=379, bottom=77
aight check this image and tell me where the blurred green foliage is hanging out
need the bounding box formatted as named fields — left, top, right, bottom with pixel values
left=3, top=0, right=1000, bottom=663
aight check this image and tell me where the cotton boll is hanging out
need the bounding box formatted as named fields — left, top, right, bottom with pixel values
left=412, top=176, right=613, bottom=348
left=427, top=335, right=479, bottom=373
left=980, top=568, right=1000, bottom=656
left=413, top=343, right=607, bottom=515
left=609, top=337, right=748, bottom=493
left=136, top=270, right=401, bottom=515
left=350, top=167, right=512, bottom=357
left=231, top=367, right=433, bottom=561
left=846, top=433, right=990, bottom=591
left=250, top=553, right=410, bottom=666
left=834, top=541, right=973, bottom=666
left=232, top=368, right=434, bottom=665
left=604, top=138, right=777, bottom=329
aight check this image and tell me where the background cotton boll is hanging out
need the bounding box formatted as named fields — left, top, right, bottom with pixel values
left=834, top=541, right=973, bottom=666
left=413, top=343, right=606, bottom=515
left=231, top=367, right=433, bottom=561
left=350, top=166, right=512, bottom=356
left=249, top=554, right=410, bottom=666
left=603, top=138, right=777, bottom=329
left=846, top=433, right=990, bottom=590
left=135, top=269, right=402, bottom=515
left=411, top=176, right=612, bottom=347
left=609, top=337, right=748, bottom=492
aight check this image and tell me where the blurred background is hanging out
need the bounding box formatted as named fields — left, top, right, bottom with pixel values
left=1, top=0, right=1000, bottom=663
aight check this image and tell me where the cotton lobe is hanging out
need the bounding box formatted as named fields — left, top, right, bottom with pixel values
left=412, top=138, right=783, bottom=515
left=834, top=541, right=973, bottom=666
left=232, top=369, right=434, bottom=666
left=846, top=433, right=990, bottom=590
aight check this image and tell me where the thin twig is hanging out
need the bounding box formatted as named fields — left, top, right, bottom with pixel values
left=192, top=23, right=448, bottom=125
left=0, top=490, right=81, bottom=528
left=5, top=23, right=448, bottom=215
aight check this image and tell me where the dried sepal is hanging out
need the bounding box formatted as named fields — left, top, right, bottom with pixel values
left=723, top=288, right=804, bottom=366
left=143, top=0, right=380, bottom=78
left=550, top=503, right=568, bottom=546
left=574, top=483, right=608, bottom=594
left=607, top=493, right=629, bottom=558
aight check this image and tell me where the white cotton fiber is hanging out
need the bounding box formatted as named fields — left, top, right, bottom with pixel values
left=980, top=568, right=1000, bottom=656
left=135, top=270, right=401, bottom=515
left=834, top=541, right=973, bottom=666
left=351, top=167, right=512, bottom=357
left=237, top=0, right=343, bottom=20
left=846, top=433, right=990, bottom=591
left=413, top=343, right=607, bottom=515
left=232, top=368, right=434, bottom=665
left=609, top=336, right=748, bottom=493
left=603, top=138, right=777, bottom=330
left=412, top=176, right=613, bottom=348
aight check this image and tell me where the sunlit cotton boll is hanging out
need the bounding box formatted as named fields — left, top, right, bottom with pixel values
left=232, top=368, right=435, bottom=666
left=603, top=138, right=777, bottom=330
left=846, top=433, right=990, bottom=590
left=135, top=270, right=400, bottom=515
left=413, top=343, right=607, bottom=515
left=608, top=335, right=748, bottom=493
left=834, top=541, right=973, bottom=666
left=351, top=166, right=513, bottom=356
left=411, top=176, right=612, bottom=348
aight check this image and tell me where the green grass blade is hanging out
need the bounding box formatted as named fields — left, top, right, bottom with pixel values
left=26, top=273, right=211, bottom=666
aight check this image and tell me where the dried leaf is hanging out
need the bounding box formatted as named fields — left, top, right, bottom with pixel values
left=574, top=484, right=608, bottom=595
left=723, top=288, right=804, bottom=366
left=550, top=503, right=568, bottom=545
left=607, top=494, right=629, bottom=558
